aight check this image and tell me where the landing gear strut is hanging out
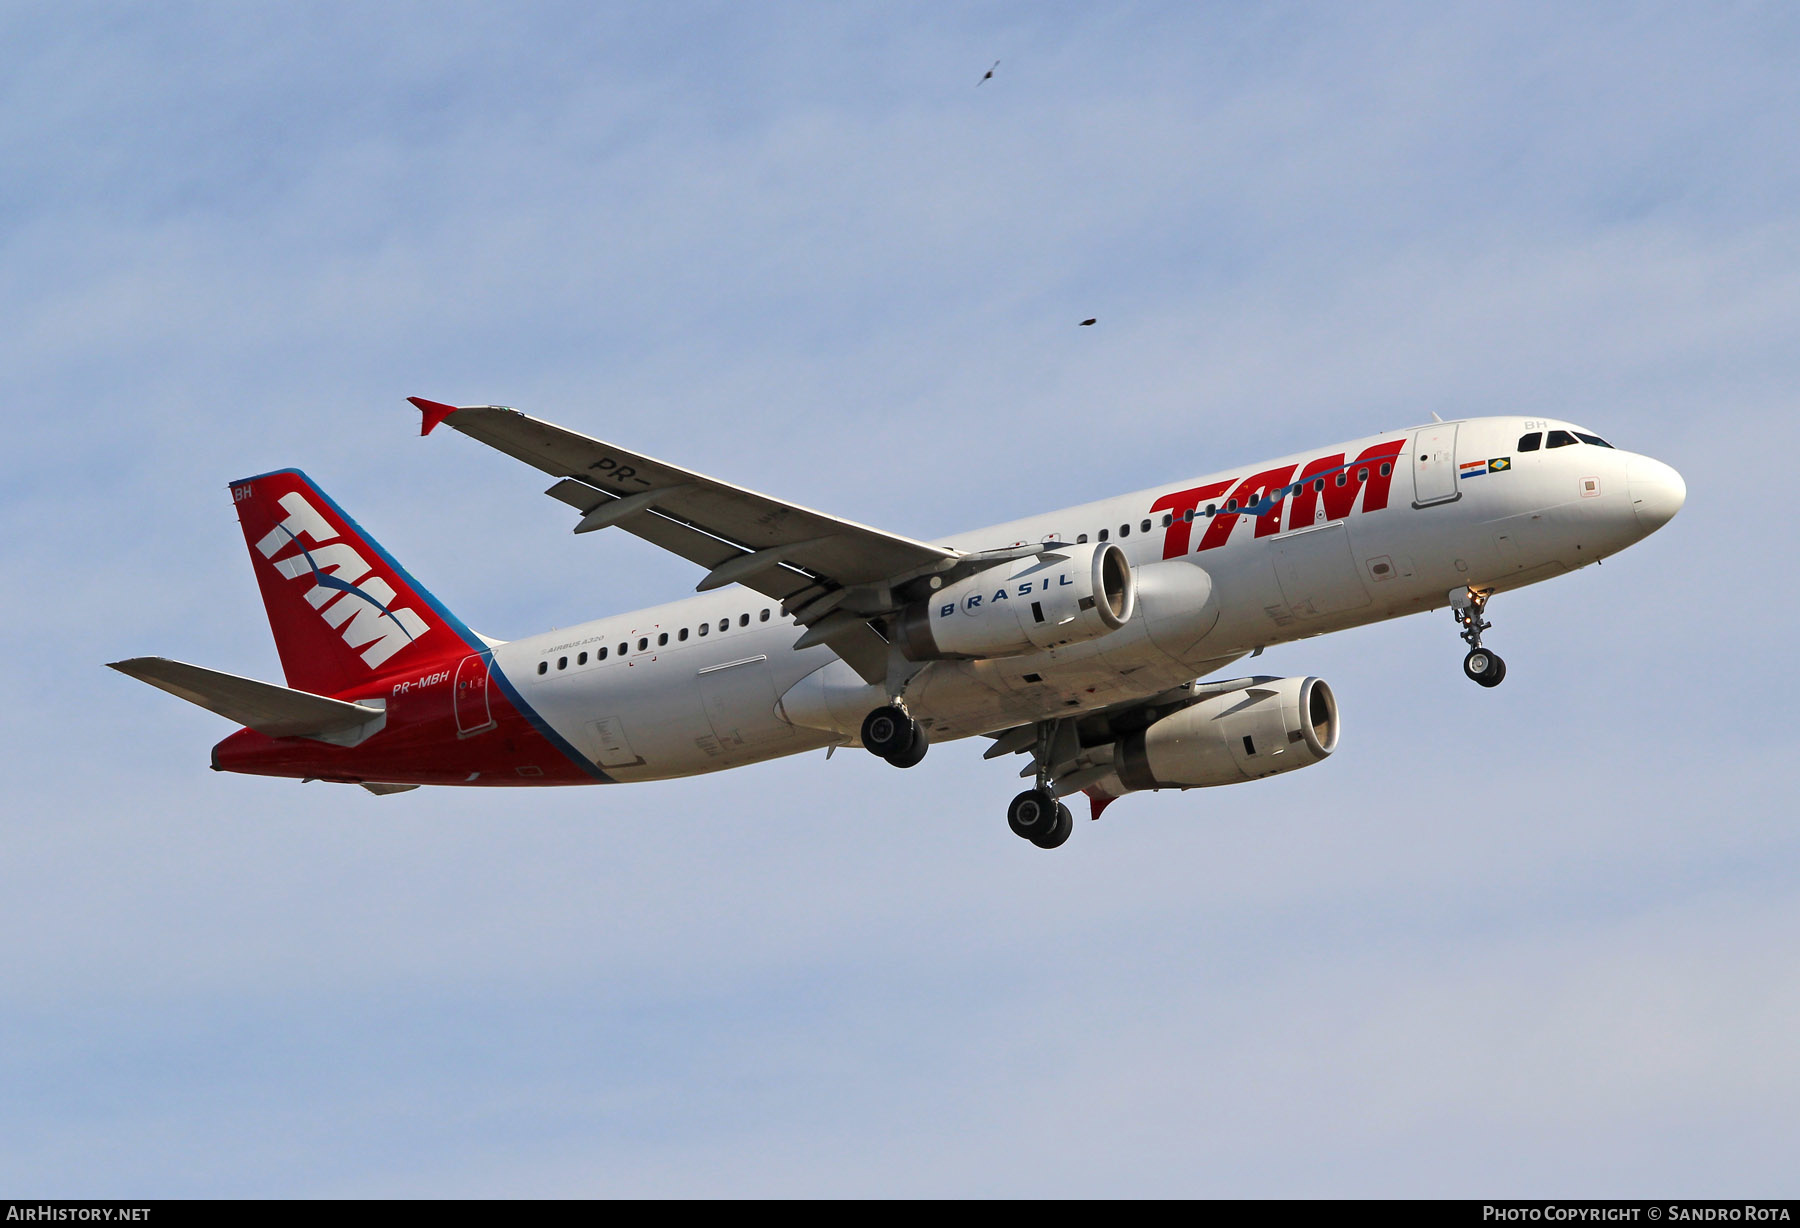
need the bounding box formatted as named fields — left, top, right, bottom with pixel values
left=862, top=704, right=928, bottom=768
left=1007, top=787, right=1073, bottom=849
left=1451, top=587, right=1506, bottom=688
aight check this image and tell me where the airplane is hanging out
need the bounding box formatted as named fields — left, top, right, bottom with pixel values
left=109, top=401, right=1685, bottom=849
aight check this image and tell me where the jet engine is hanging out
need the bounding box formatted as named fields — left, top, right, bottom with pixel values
left=892, top=542, right=1135, bottom=661
left=1093, top=675, right=1338, bottom=794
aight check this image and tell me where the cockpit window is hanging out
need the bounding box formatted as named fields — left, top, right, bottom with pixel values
left=1574, top=432, right=1613, bottom=448
left=1546, top=429, right=1578, bottom=448
left=1518, top=432, right=1542, bottom=452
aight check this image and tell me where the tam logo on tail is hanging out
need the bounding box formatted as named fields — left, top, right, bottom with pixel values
left=236, top=484, right=428, bottom=671
left=230, top=469, right=471, bottom=696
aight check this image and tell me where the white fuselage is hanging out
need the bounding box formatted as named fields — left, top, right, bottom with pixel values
left=492, top=416, right=1683, bottom=782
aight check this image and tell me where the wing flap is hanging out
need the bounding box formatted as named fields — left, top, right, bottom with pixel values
left=799, top=622, right=889, bottom=685
left=544, top=476, right=891, bottom=683
left=544, top=477, right=814, bottom=601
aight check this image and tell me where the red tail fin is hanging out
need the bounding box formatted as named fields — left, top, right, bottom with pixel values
left=229, top=470, right=475, bottom=696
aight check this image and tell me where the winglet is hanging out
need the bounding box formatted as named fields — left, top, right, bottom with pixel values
left=1084, top=787, right=1118, bottom=821
left=408, top=397, right=461, bottom=436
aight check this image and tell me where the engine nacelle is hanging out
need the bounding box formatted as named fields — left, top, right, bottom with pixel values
left=1108, top=676, right=1338, bottom=792
left=893, top=542, right=1135, bottom=661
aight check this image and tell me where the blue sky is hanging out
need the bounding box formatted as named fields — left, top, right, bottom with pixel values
left=3, top=1, right=1797, bottom=1196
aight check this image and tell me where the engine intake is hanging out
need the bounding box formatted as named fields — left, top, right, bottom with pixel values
left=894, top=542, right=1134, bottom=661
left=1111, top=675, right=1338, bottom=791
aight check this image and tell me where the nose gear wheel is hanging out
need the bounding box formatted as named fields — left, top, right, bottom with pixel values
left=1451, top=587, right=1506, bottom=687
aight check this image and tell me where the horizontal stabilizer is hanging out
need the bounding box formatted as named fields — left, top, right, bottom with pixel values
left=107, top=657, right=386, bottom=744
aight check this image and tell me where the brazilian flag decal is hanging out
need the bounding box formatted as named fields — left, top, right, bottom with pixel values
left=1489, top=457, right=1512, bottom=473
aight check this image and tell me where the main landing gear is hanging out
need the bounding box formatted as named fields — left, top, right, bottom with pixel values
left=1452, top=587, right=1506, bottom=688
left=1000, top=720, right=1077, bottom=849
left=1007, top=787, right=1073, bottom=850
left=863, top=703, right=1072, bottom=849
left=862, top=704, right=929, bottom=768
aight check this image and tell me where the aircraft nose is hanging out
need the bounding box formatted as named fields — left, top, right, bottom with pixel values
left=1627, top=455, right=1686, bottom=534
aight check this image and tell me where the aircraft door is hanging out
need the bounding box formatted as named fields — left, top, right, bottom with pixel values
left=453, top=653, right=496, bottom=736
left=1412, top=424, right=1461, bottom=507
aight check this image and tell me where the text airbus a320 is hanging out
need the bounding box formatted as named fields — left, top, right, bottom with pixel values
left=111, top=401, right=1685, bottom=849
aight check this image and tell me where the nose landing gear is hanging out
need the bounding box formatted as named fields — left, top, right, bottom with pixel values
left=1451, top=586, right=1506, bottom=687
left=861, top=704, right=929, bottom=768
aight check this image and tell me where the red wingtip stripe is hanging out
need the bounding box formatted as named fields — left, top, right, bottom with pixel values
left=1083, top=788, right=1117, bottom=821
left=408, top=397, right=460, bottom=436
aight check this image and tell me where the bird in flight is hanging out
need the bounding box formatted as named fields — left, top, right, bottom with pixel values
left=978, top=60, right=1000, bottom=86
left=1079, top=318, right=1097, bottom=326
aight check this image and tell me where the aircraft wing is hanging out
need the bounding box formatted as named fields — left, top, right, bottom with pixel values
left=412, top=400, right=971, bottom=684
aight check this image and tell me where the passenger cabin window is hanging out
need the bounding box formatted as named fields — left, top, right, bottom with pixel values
left=557, top=656, right=567, bottom=670
left=1379, top=462, right=1392, bottom=476
left=1547, top=430, right=1577, bottom=448
left=1098, top=529, right=1109, bottom=542
left=598, top=646, right=608, bottom=660
left=578, top=651, right=588, bottom=665
left=739, top=614, right=749, bottom=627
left=1518, top=432, right=1542, bottom=452
left=760, top=609, right=771, bottom=622
left=1160, top=514, right=1172, bottom=528
left=537, top=661, right=547, bottom=675
left=1119, top=524, right=1129, bottom=538
left=657, top=632, right=668, bottom=646
left=617, top=643, right=627, bottom=656
left=636, top=638, right=648, bottom=651
left=719, top=618, right=729, bottom=632
left=698, top=623, right=709, bottom=636
left=1077, top=533, right=1088, bottom=543
left=1575, top=432, right=1614, bottom=448
left=679, top=628, right=688, bottom=641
